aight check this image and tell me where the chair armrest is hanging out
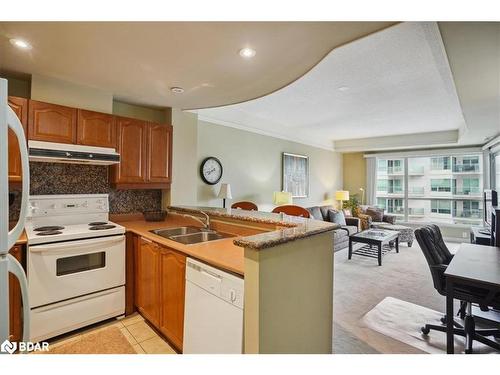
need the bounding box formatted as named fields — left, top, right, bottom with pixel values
left=383, top=214, right=397, bottom=224
left=345, top=217, right=361, bottom=230
left=430, top=264, right=448, bottom=273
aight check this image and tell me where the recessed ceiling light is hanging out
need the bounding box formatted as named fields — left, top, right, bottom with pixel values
left=170, top=87, right=184, bottom=94
left=338, top=86, right=349, bottom=92
left=9, top=38, right=32, bottom=50
left=239, top=47, right=256, bottom=59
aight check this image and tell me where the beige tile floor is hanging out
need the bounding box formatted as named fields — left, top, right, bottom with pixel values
left=48, top=313, right=177, bottom=354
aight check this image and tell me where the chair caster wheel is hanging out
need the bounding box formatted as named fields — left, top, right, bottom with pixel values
left=440, top=317, right=447, bottom=324
left=421, top=326, right=430, bottom=335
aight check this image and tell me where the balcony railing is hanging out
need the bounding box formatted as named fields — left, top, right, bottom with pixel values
left=408, top=187, right=425, bottom=196
left=452, top=209, right=483, bottom=219
left=386, top=207, right=405, bottom=215
left=387, top=167, right=404, bottom=174
left=388, top=188, right=403, bottom=194
left=408, top=208, right=425, bottom=216
left=452, top=187, right=481, bottom=196
left=453, top=164, right=480, bottom=173
left=408, top=166, right=425, bottom=174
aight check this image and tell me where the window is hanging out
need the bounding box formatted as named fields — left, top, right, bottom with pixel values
left=387, top=199, right=404, bottom=214
left=388, top=179, right=403, bottom=193
left=431, top=179, right=451, bottom=192
left=377, top=179, right=388, bottom=192
left=387, top=159, right=403, bottom=174
left=431, top=157, right=450, bottom=171
left=431, top=200, right=451, bottom=214
left=459, top=178, right=480, bottom=195
left=374, top=152, right=483, bottom=225
left=377, top=159, right=387, bottom=173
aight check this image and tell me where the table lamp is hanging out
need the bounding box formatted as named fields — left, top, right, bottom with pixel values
left=273, top=191, right=292, bottom=206
left=217, top=183, right=232, bottom=208
left=335, top=190, right=349, bottom=210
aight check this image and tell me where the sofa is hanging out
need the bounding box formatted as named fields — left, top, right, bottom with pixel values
left=306, top=205, right=360, bottom=252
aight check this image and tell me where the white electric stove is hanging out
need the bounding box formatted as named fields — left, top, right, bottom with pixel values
left=25, top=194, right=126, bottom=342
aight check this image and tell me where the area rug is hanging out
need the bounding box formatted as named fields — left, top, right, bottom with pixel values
left=39, top=326, right=136, bottom=354
left=361, top=296, right=498, bottom=354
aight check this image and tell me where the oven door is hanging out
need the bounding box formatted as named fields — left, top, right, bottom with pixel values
left=28, top=235, right=125, bottom=308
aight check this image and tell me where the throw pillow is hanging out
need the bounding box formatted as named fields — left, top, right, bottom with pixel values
left=342, top=208, right=352, bottom=217
left=328, top=209, right=346, bottom=226
left=366, top=207, right=384, bottom=222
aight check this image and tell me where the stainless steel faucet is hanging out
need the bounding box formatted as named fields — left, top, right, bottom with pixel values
left=183, top=211, right=210, bottom=229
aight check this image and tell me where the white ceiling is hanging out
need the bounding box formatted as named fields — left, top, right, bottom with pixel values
left=0, top=21, right=393, bottom=109
left=196, top=22, right=498, bottom=151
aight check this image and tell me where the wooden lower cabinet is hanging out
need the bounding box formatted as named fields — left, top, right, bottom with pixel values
left=158, top=248, right=186, bottom=351
left=135, top=236, right=186, bottom=351
left=9, top=245, right=24, bottom=343
left=135, top=237, right=160, bottom=327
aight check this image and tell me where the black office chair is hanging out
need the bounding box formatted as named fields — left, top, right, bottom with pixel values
left=415, top=224, right=500, bottom=353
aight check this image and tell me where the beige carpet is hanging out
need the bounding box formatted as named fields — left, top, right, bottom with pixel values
left=39, top=326, right=136, bottom=354
left=362, top=296, right=499, bottom=354
left=333, top=242, right=462, bottom=353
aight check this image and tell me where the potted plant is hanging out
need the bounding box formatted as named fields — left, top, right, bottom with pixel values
left=342, top=194, right=361, bottom=217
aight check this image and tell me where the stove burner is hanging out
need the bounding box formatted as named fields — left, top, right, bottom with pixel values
left=88, top=222, right=108, bottom=226
left=89, top=224, right=116, bottom=231
left=36, top=230, right=63, bottom=236
left=34, top=226, right=65, bottom=232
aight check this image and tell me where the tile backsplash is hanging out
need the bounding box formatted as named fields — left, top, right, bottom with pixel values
left=9, top=162, right=163, bottom=221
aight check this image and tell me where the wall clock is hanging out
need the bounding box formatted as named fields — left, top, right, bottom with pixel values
left=200, top=157, right=223, bottom=185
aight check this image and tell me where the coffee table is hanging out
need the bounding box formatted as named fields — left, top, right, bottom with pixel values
left=348, top=229, right=399, bottom=266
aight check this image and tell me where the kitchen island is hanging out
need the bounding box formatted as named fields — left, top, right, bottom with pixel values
left=116, top=206, right=336, bottom=354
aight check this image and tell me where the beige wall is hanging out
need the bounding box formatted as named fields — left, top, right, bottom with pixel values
left=1, top=74, right=31, bottom=98
left=31, top=74, right=113, bottom=113
left=196, top=120, right=343, bottom=210
left=342, top=152, right=366, bottom=199
left=169, top=109, right=199, bottom=206
left=112, top=100, right=171, bottom=123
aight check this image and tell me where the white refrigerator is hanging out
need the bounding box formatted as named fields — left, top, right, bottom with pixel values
left=0, top=78, right=30, bottom=349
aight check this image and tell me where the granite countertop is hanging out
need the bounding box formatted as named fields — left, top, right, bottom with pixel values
left=169, top=206, right=337, bottom=250
left=116, top=216, right=245, bottom=276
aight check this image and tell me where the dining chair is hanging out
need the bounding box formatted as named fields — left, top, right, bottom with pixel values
left=231, top=201, right=258, bottom=211
left=272, top=205, right=310, bottom=218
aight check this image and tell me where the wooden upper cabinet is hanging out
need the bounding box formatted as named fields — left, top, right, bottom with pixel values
left=28, top=100, right=77, bottom=144
left=112, top=117, right=148, bottom=184
left=159, top=247, right=186, bottom=351
left=147, top=124, right=173, bottom=183
left=7, top=97, right=28, bottom=182
left=77, top=109, right=116, bottom=148
left=135, top=238, right=160, bottom=327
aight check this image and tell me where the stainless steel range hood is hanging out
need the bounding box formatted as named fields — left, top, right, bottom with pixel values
left=28, top=141, right=120, bottom=166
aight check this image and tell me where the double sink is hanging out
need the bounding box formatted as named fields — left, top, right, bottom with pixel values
left=150, top=226, right=235, bottom=245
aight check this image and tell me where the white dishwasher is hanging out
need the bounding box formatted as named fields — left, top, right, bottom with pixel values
left=183, top=257, right=244, bottom=354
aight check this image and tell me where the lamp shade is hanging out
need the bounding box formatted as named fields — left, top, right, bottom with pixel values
left=273, top=191, right=292, bottom=205
left=335, top=190, right=349, bottom=201
left=217, top=183, right=233, bottom=199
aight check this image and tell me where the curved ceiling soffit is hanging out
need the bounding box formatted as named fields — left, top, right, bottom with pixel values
left=185, top=22, right=399, bottom=111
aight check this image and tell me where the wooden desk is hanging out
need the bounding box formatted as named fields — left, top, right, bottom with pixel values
left=444, top=243, right=500, bottom=354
